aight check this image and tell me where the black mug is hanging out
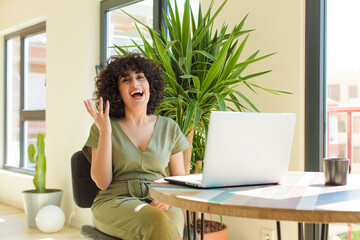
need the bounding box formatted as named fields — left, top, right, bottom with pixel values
left=323, top=158, right=350, bottom=186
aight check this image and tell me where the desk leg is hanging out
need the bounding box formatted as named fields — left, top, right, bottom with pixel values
left=193, top=212, right=197, bottom=240
left=186, top=210, right=191, bottom=240
left=200, top=213, right=204, bottom=240
left=320, top=224, right=329, bottom=240
left=298, top=223, right=304, bottom=240
left=185, top=210, right=204, bottom=240
left=277, top=221, right=281, bottom=240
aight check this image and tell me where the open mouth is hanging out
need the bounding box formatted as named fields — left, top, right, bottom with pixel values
left=130, top=90, right=144, bottom=98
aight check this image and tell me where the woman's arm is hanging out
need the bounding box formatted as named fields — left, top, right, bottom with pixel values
left=91, top=135, right=112, bottom=190
left=84, top=97, right=113, bottom=190
left=168, top=151, right=186, bottom=176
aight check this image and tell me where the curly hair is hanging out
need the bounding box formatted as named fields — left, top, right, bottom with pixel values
left=94, top=53, right=165, bottom=119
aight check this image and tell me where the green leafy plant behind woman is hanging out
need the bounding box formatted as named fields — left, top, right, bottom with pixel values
left=28, top=134, right=46, bottom=193
left=114, top=0, right=290, bottom=173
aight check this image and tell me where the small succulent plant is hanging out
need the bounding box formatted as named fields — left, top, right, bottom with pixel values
left=28, top=134, right=46, bottom=193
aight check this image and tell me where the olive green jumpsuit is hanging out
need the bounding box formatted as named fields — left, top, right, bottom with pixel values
left=83, top=116, right=189, bottom=240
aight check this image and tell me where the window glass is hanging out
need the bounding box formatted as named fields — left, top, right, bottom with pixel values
left=5, top=37, right=21, bottom=168
left=168, top=0, right=199, bottom=20
left=326, top=0, right=360, bottom=238
left=24, top=32, right=47, bottom=110
left=106, top=0, right=153, bottom=58
left=326, top=0, right=360, bottom=171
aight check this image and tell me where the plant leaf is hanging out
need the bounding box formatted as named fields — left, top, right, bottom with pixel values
left=214, top=93, right=227, bottom=111
left=183, top=100, right=197, bottom=134
left=233, top=90, right=260, bottom=112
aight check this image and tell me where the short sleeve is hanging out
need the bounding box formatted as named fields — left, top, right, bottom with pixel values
left=171, top=121, right=190, bottom=155
left=82, top=123, right=99, bottom=163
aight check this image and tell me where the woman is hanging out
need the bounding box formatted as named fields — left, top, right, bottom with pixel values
left=82, top=53, right=189, bottom=240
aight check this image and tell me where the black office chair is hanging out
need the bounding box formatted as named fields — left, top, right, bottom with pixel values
left=71, top=151, right=120, bottom=240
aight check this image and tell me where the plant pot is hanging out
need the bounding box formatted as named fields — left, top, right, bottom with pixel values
left=193, top=160, right=203, bottom=174
left=22, top=189, right=63, bottom=229
left=183, top=129, right=194, bottom=175
left=196, top=219, right=228, bottom=240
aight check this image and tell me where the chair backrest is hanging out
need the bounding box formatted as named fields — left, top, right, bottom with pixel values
left=71, top=151, right=99, bottom=208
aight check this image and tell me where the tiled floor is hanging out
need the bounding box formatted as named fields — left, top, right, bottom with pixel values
left=0, top=203, right=81, bottom=240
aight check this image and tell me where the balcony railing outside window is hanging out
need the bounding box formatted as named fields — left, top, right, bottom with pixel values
left=327, top=107, right=360, bottom=240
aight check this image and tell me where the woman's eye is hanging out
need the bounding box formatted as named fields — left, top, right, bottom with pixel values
left=122, top=78, right=129, bottom=82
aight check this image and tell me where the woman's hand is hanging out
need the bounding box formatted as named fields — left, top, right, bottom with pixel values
left=84, top=97, right=113, bottom=190
left=84, top=97, right=111, bottom=134
left=149, top=196, right=169, bottom=212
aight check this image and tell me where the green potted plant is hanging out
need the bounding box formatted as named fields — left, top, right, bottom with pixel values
left=22, top=134, right=63, bottom=229
left=114, top=0, right=290, bottom=174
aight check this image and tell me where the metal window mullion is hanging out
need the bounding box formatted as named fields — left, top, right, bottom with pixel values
left=21, top=22, right=46, bottom=37
left=305, top=0, right=326, bottom=172
left=305, top=0, right=326, bottom=239
left=20, top=110, right=46, bottom=121
left=19, top=34, right=25, bottom=169
left=153, top=0, right=163, bottom=32
left=101, top=0, right=142, bottom=12
left=321, top=0, right=327, bottom=166
left=3, top=36, right=8, bottom=169
left=100, top=1, right=108, bottom=63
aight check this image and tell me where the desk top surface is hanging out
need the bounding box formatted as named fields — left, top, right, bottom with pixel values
left=150, top=171, right=360, bottom=223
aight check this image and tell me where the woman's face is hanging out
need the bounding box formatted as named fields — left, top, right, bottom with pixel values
left=118, top=71, right=150, bottom=111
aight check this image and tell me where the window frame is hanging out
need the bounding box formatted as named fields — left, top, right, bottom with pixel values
left=305, top=0, right=326, bottom=239
left=100, top=0, right=164, bottom=64
left=305, top=0, right=326, bottom=173
left=3, top=22, right=46, bottom=174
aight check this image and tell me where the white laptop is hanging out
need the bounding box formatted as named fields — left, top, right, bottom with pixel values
left=164, top=111, right=296, bottom=188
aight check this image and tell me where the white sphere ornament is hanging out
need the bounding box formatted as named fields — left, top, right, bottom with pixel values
left=35, top=205, right=65, bottom=233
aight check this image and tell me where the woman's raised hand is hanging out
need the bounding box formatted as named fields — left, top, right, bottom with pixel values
left=84, top=97, right=111, bottom=134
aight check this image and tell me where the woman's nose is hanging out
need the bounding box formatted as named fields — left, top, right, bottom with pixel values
left=131, top=79, right=139, bottom=87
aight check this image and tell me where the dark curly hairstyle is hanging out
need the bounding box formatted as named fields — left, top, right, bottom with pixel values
left=94, top=53, right=165, bottom=119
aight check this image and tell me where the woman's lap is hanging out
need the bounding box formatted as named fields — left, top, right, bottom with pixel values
left=92, top=198, right=183, bottom=240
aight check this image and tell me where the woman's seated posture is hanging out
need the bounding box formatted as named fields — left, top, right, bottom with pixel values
left=83, top=53, right=189, bottom=240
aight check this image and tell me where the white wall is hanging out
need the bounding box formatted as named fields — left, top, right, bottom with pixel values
left=0, top=0, right=99, bottom=228
left=199, top=0, right=305, bottom=239
left=0, top=0, right=305, bottom=239
left=45, top=0, right=99, bottom=227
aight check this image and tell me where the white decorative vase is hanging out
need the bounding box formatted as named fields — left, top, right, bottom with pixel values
left=22, top=189, right=63, bottom=229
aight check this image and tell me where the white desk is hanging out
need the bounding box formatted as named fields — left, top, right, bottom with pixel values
left=150, top=171, right=360, bottom=239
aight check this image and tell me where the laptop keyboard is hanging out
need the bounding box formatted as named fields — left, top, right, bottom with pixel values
left=193, top=175, right=203, bottom=182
